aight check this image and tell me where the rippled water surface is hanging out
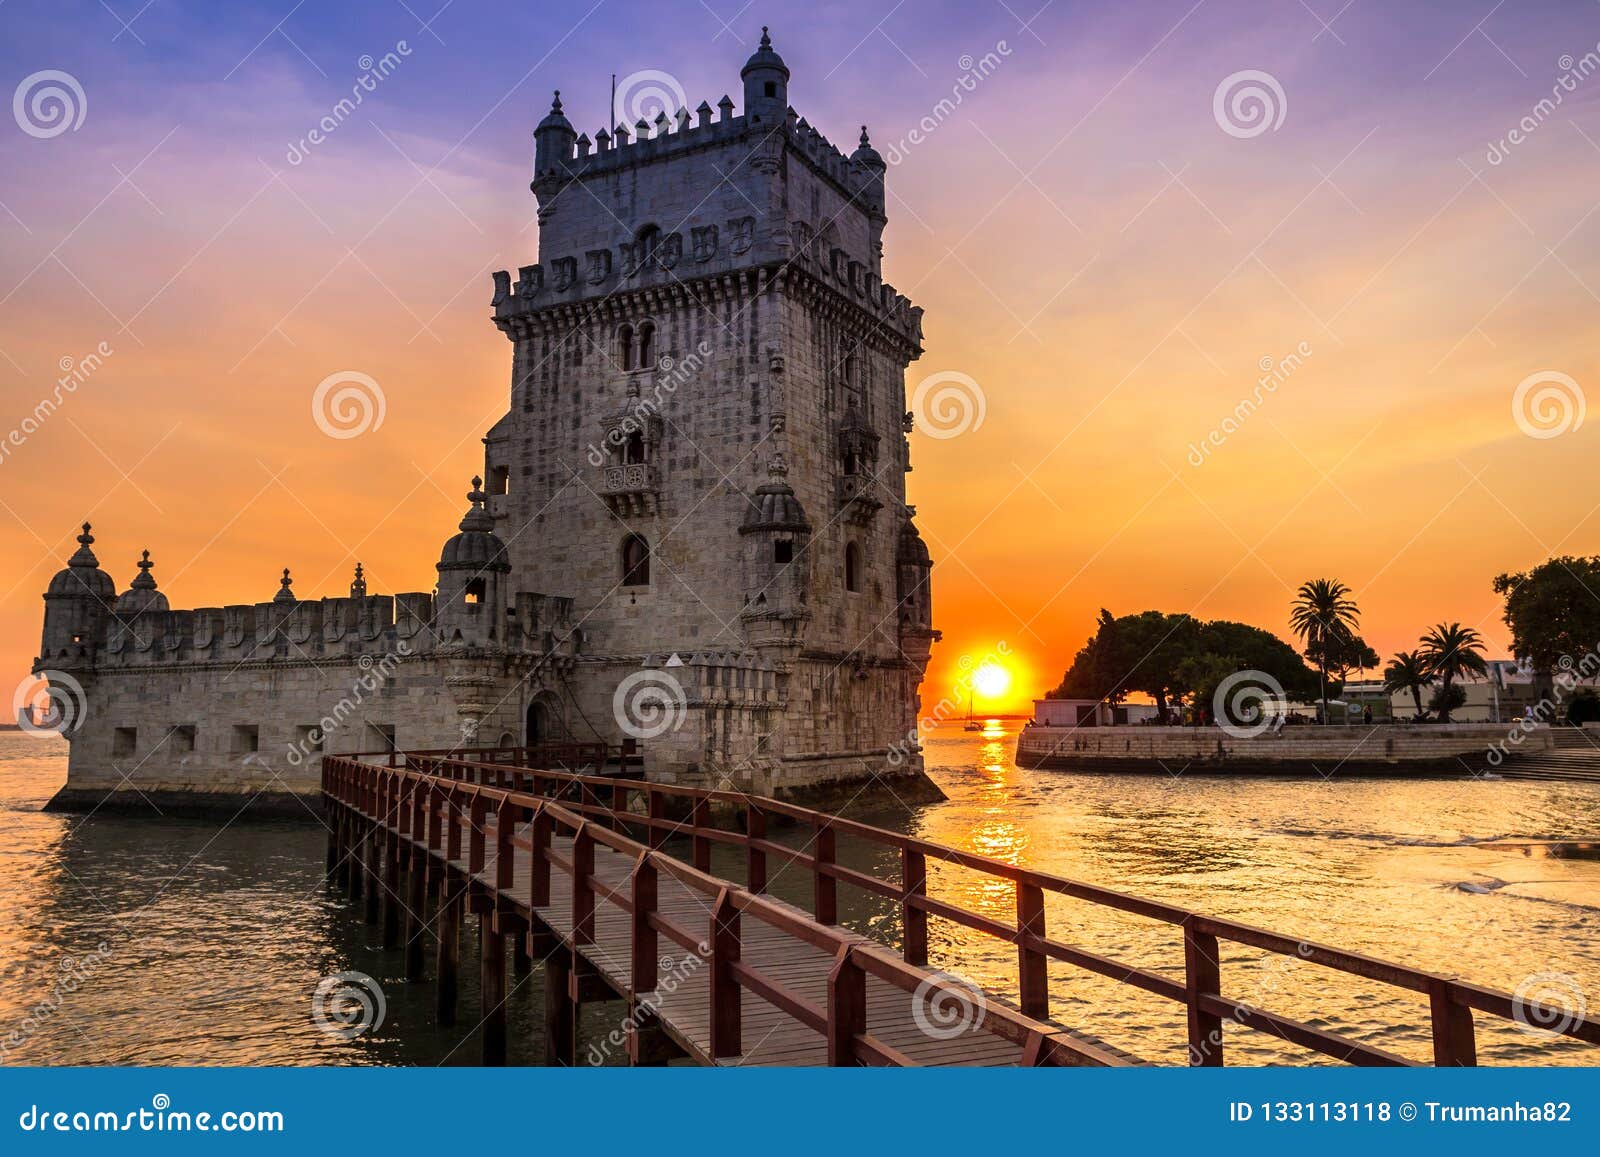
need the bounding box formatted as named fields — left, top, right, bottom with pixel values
left=2, top=724, right=1597, bottom=1066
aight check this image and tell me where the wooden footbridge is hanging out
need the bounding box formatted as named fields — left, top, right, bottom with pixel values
left=320, top=749, right=1600, bottom=1067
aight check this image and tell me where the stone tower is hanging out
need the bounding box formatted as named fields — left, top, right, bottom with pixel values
left=487, top=29, right=940, bottom=794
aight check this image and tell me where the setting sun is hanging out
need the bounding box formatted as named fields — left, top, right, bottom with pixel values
left=971, top=662, right=1012, bottom=701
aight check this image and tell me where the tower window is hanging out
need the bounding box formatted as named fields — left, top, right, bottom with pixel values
left=774, top=539, right=793, bottom=564
left=637, top=321, right=655, bottom=370
left=113, top=727, right=137, bottom=757
left=624, top=430, right=647, bottom=465
left=464, top=577, right=485, bottom=605
left=845, top=542, right=862, bottom=593
left=637, top=224, right=660, bottom=260
left=618, top=324, right=635, bottom=371
left=765, top=82, right=777, bottom=98
left=487, top=466, right=509, bottom=496
left=231, top=725, right=259, bottom=754
left=171, top=724, right=197, bottom=754
left=622, top=534, right=651, bottom=586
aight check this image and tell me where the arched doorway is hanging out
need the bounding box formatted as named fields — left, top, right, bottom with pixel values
left=526, top=699, right=552, bottom=745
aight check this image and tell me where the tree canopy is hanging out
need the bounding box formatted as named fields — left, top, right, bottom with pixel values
left=1050, top=609, right=1318, bottom=712
left=1493, top=555, right=1600, bottom=676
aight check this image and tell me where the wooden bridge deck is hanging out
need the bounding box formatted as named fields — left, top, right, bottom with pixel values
left=321, top=750, right=1600, bottom=1067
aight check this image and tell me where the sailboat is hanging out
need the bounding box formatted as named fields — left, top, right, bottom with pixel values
left=963, top=688, right=983, bottom=731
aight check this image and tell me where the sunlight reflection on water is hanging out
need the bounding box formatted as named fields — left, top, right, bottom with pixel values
left=1, top=725, right=1597, bottom=1066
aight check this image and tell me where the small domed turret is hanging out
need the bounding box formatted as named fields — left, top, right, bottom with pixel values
left=46, top=523, right=115, bottom=601
left=40, top=523, right=116, bottom=663
left=533, top=90, right=577, bottom=181
left=438, top=477, right=510, bottom=573
left=850, top=125, right=884, bottom=171
left=741, top=27, right=789, bottom=125
left=436, top=478, right=510, bottom=649
left=273, top=568, right=296, bottom=605
left=115, top=550, right=169, bottom=616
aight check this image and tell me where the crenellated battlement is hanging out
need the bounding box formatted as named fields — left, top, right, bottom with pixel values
left=489, top=222, right=923, bottom=347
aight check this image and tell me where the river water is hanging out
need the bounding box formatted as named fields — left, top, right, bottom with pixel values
left=2, top=723, right=1596, bottom=1066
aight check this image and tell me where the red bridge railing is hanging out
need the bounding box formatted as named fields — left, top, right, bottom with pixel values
left=322, top=752, right=1600, bottom=1067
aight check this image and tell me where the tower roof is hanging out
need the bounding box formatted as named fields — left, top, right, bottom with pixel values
left=741, top=457, right=811, bottom=534
left=438, top=477, right=510, bottom=572
left=273, top=567, right=296, bottom=605
left=850, top=125, right=884, bottom=170
left=46, top=522, right=116, bottom=601
left=537, top=89, right=574, bottom=134
left=898, top=512, right=931, bottom=566
left=741, top=27, right=790, bottom=80
left=116, top=550, right=170, bottom=615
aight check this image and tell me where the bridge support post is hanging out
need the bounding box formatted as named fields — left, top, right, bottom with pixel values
left=334, top=812, right=351, bottom=888
left=382, top=836, right=401, bottom=949
left=627, top=1002, right=687, bottom=1066
left=479, top=914, right=507, bottom=1066
left=544, top=947, right=576, bottom=1066
left=436, top=878, right=460, bottom=1027
left=404, top=856, right=427, bottom=981
left=363, top=833, right=380, bottom=925
left=513, top=937, right=532, bottom=978
left=348, top=823, right=364, bottom=903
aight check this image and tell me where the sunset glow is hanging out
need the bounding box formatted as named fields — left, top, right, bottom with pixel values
left=3, top=2, right=1597, bottom=716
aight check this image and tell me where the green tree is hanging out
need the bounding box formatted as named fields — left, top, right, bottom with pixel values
left=1492, top=555, right=1600, bottom=694
left=1427, top=682, right=1467, bottom=719
left=1289, top=579, right=1361, bottom=723
left=1418, top=622, right=1488, bottom=723
left=1383, top=650, right=1430, bottom=721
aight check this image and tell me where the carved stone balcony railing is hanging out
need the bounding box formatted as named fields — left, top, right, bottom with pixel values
left=602, top=462, right=658, bottom=517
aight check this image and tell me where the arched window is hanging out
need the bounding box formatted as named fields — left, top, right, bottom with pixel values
left=844, top=542, right=862, bottom=593
left=464, top=577, right=485, bottom=605
left=618, top=324, right=635, bottom=372
left=624, top=430, right=646, bottom=465
left=637, top=321, right=655, bottom=370
left=622, top=535, right=650, bottom=586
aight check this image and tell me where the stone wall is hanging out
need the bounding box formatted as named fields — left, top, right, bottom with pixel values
left=1015, top=724, right=1554, bottom=776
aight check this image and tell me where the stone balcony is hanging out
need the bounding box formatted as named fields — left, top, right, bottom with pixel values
left=602, top=461, right=658, bottom=517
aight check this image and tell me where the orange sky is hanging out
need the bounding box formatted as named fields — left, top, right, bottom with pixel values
left=3, top=2, right=1597, bottom=717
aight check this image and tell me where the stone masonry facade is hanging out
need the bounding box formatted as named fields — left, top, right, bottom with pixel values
left=33, top=32, right=942, bottom=813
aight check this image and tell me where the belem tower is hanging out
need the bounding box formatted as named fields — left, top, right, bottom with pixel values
left=34, top=32, right=943, bottom=814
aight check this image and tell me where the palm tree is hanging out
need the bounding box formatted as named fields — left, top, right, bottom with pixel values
left=1289, top=579, right=1360, bottom=724
left=1383, top=650, right=1430, bottom=721
left=1418, top=622, right=1488, bottom=724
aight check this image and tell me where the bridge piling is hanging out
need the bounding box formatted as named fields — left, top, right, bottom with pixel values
left=404, top=856, right=428, bottom=981
left=435, top=881, right=460, bottom=1026
left=381, top=837, right=401, bottom=949
left=362, top=833, right=380, bottom=925
left=543, top=946, right=576, bottom=1066
left=479, top=914, right=507, bottom=1066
